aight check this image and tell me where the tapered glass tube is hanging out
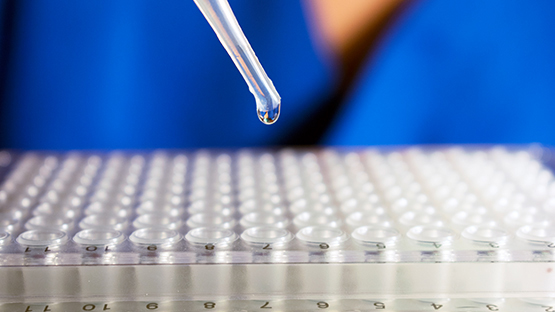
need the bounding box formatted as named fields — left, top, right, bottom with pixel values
left=194, top=0, right=281, bottom=125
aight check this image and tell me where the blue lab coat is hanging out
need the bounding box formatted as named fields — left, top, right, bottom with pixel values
left=0, top=0, right=333, bottom=149
left=1, top=0, right=554, bottom=149
left=325, top=0, right=555, bottom=146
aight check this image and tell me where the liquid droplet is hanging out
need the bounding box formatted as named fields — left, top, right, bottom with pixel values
left=257, top=105, right=280, bottom=125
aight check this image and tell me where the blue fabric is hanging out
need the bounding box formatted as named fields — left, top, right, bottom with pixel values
left=325, top=0, right=555, bottom=146
left=0, top=0, right=333, bottom=149
left=3, top=0, right=554, bottom=149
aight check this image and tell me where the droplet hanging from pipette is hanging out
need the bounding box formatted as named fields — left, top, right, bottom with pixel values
left=194, top=0, right=281, bottom=125
left=257, top=105, right=280, bottom=125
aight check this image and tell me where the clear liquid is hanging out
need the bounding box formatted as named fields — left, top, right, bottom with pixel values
left=257, top=105, right=280, bottom=125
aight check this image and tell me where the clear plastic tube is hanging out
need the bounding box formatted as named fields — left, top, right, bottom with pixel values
left=194, top=0, right=281, bottom=125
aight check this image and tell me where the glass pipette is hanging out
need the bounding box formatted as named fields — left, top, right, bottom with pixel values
left=193, top=0, right=281, bottom=125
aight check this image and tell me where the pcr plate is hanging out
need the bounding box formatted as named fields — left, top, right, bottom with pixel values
left=0, top=146, right=553, bottom=301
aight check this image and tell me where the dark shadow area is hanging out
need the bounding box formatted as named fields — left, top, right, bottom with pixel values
left=0, top=0, right=17, bottom=148
left=280, top=2, right=411, bottom=146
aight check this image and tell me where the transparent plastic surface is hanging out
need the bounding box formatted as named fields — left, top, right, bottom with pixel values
left=0, top=263, right=554, bottom=302
left=193, top=0, right=281, bottom=124
left=5, top=298, right=555, bottom=312
left=0, top=146, right=554, bottom=301
left=0, top=146, right=553, bottom=265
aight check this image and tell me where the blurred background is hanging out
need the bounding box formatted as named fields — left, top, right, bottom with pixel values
left=0, top=0, right=554, bottom=150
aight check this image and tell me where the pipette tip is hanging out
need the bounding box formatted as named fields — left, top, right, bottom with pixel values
left=257, top=105, right=280, bottom=125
